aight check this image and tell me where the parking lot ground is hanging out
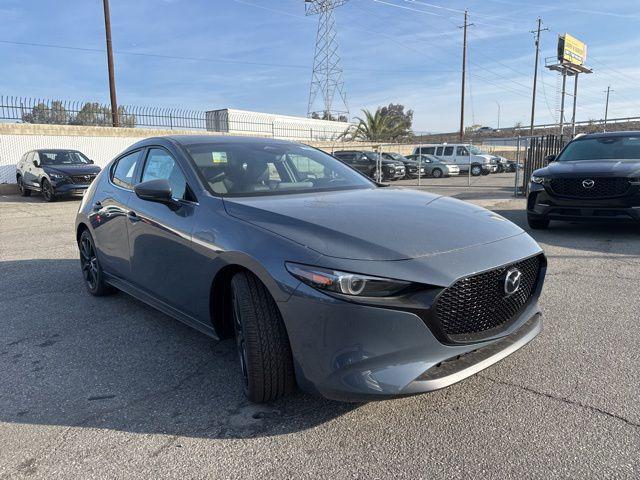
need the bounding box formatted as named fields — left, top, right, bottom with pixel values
left=1, top=192, right=639, bottom=479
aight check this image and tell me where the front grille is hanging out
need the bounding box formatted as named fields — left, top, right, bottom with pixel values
left=71, top=174, right=96, bottom=184
left=549, top=177, right=630, bottom=198
left=435, top=255, right=542, bottom=340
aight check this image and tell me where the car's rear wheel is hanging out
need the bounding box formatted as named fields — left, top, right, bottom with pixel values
left=17, top=176, right=31, bottom=196
left=230, top=271, right=295, bottom=402
left=527, top=215, right=550, bottom=230
left=79, top=230, right=113, bottom=296
left=431, top=168, right=443, bottom=178
left=41, top=179, right=55, bottom=202
left=470, top=164, right=482, bottom=176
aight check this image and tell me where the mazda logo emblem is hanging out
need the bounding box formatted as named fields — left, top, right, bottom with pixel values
left=504, top=268, right=522, bottom=296
left=582, top=179, right=595, bottom=189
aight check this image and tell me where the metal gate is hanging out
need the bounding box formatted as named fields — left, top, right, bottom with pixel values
left=522, top=135, right=567, bottom=195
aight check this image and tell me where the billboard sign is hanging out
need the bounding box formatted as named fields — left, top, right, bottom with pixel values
left=557, top=33, right=587, bottom=66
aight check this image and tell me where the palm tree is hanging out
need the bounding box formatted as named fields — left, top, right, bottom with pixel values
left=342, top=108, right=408, bottom=142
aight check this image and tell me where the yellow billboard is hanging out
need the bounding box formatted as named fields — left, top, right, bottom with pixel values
left=558, top=33, right=587, bottom=66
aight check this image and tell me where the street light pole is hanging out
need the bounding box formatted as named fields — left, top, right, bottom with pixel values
left=102, top=0, right=119, bottom=127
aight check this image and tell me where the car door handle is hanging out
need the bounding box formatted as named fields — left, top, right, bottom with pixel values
left=127, top=211, right=140, bottom=223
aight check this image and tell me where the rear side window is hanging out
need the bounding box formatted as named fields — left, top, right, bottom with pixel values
left=443, top=146, right=454, bottom=156
left=435, top=147, right=444, bottom=156
left=111, top=151, right=140, bottom=189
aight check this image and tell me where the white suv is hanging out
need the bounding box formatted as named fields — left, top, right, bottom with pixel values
left=413, top=144, right=498, bottom=176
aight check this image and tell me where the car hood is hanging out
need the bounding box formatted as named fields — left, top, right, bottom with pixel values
left=535, top=160, right=640, bottom=177
left=44, top=164, right=101, bottom=176
left=223, top=188, right=524, bottom=261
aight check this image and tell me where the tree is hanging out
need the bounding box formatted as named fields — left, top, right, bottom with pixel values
left=72, top=102, right=136, bottom=127
left=22, top=101, right=70, bottom=125
left=342, top=107, right=407, bottom=142
left=378, top=103, right=413, bottom=137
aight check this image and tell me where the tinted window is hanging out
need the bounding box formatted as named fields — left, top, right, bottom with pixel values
left=457, top=146, right=469, bottom=155
left=557, top=135, right=640, bottom=161
left=436, top=147, right=444, bottom=155
left=111, top=151, right=140, bottom=189
left=141, top=148, right=188, bottom=200
left=186, top=142, right=373, bottom=196
left=443, top=146, right=454, bottom=156
left=423, top=147, right=435, bottom=155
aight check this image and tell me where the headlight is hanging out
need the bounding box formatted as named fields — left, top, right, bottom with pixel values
left=47, top=172, right=67, bottom=180
left=286, top=263, right=410, bottom=297
left=531, top=175, right=545, bottom=184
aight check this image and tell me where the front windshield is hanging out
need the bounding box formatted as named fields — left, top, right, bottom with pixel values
left=387, top=153, right=406, bottom=161
left=40, top=150, right=91, bottom=166
left=186, top=142, right=375, bottom=196
left=557, top=135, right=640, bottom=161
left=468, top=146, right=488, bottom=155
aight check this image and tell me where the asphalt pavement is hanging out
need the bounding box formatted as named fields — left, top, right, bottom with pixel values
left=0, top=187, right=639, bottom=479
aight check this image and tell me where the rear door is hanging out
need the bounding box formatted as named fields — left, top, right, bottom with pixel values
left=91, top=149, right=142, bottom=279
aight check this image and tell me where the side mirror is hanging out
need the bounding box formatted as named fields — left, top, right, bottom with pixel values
left=87, top=159, right=94, bottom=164
left=134, top=179, right=178, bottom=208
left=33, top=159, right=40, bottom=168
left=544, top=154, right=556, bottom=163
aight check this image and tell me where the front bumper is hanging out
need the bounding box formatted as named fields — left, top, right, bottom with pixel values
left=527, top=183, right=640, bottom=222
left=279, top=276, right=543, bottom=402
left=51, top=181, right=92, bottom=195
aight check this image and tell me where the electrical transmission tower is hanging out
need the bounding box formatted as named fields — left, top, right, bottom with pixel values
left=305, top=0, right=349, bottom=121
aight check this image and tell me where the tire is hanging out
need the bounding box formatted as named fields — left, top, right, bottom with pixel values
left=230, top=272, right=295, bottom=402
left=470, top=164, right=482, bottom=176
left=431, top=168, right=443, bottom=178
left=527, top=215, right=550, bottom=230
left=41, top=179, right=56, bottom=202
left=17, top=176, right=31, bottom=197
left=79, top=230, right=113, bottom=296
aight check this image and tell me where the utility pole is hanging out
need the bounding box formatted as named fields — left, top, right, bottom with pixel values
left=529, top=18, right=548, bottom=135
left=459, top=10, right=472, bottom=140
left=495, top=101, right=501, bottom=130
left=102, top=0, right=119, bottom=127
left=603, top=86, right=612, bottom=132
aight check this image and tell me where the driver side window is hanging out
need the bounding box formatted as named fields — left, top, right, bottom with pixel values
left=141, top=148, right=189, bottom=200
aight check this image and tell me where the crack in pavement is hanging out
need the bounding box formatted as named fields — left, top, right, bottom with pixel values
left=478, top=374, right=640, bottom=430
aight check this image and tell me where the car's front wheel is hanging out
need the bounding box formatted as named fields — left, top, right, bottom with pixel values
left=230, top=271, right=295, bottom=402
left=470, top=164, right=482, bottom=176
left=431, top=168, right=443, bottom=178
left=527, top=214, right=550, bottom=230
left=17, top=176, right=31, bottom=197
left=41, top=179, right=55, bottom=202
left=79, top=230, right=113, bottom=296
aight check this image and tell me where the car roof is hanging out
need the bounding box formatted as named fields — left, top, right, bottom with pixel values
left=572, top=130, right=640, bottom=140
left=150, top=135, right=299, bottom=146
left=34, top=148, right=83, bottom=152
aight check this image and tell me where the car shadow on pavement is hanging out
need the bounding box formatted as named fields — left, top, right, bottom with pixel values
left=0, top=258, right=359, bottom=441
left=493, top=207, right=640, bottom=256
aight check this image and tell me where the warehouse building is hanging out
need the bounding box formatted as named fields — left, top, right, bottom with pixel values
left=205, top=108, right=352, bottom=141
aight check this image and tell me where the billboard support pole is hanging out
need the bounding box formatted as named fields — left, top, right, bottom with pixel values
left=571, top=73, right=579, bottom=137
left=559, top=67, right=567, bottom=136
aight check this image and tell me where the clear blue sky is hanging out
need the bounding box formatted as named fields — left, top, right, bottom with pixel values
left=1, top=0, right=639, bottom=132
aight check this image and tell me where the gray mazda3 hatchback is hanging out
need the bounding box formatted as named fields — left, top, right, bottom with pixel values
left=76, top=135, right=546, bottom=402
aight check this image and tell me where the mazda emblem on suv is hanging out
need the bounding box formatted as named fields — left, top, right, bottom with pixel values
left=582, top=179, right=595, bottom=189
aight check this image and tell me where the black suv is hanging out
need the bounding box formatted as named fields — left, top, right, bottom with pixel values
left=333, top=150, right=405, bottom=181
left=527, top=131, right=640, bottom=229
left=382, top=152, right=425, bottom=178
left=16, top=149, right=101, bottom=201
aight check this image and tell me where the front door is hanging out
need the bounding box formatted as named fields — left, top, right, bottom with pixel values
left=127, top=147, right=200, bottom=316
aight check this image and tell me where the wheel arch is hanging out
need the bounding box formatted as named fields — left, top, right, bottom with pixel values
left=76, top=222, right=90, bottom=245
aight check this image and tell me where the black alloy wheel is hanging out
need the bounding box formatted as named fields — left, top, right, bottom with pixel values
left=41, top=179, right=55, bottom=202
